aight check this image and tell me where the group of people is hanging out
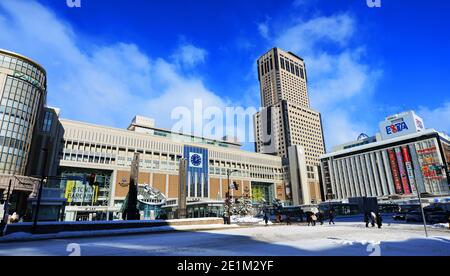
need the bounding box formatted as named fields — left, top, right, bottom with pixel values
left=306, top=212, right=323, bottom=226
left=306, top=209, right=336, bottom=226
left=261, top=209, right=337, bottom=227
left=364, top=211, right=383, bottom=229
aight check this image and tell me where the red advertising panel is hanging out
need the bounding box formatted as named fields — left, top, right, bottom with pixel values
left=395, top=148, right=411, bottom=195
left=388, top=149, right=403, bottom=194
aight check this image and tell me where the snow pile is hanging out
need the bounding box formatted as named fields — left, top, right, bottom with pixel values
left=231, top=216, right=263, bottom=224
left=432, top=223, right=450, bottom=229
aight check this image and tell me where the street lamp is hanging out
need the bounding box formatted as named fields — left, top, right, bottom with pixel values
left=226, top=169, right=239, bottom=224
left=32, top=148, right=48, bottom=234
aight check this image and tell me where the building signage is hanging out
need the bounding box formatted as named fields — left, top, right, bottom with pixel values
left=12, top=71, right=44, bottom=90
left=395, top=148, right=412, bottom=195
left=64, top=180, right=98, bottom=204
left=386, top=121, right=409, bottom=135
left=379, top=111, right=425, bottom=141
left=388, top=149, right=403, bottom=194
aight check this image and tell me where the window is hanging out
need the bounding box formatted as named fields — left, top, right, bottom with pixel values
left=42, top=111, right=53, bottom=133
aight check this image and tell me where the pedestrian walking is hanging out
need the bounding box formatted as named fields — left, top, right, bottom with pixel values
left=307, top=213, right=312, bottom=226
left=286, top=215, right=292, bottom=226
left=364, top=212, right=370, bottom=228
left=311, top=213, right=317, bottom=226
left=329, top=209, right=336, bottom=225
left=376, top=212, right=383, bottom=229
left=370, top=211, right=377, bottom=227
left=264, top=213, right=269, bottom=226
left=317, top=212, right=324, bottom=225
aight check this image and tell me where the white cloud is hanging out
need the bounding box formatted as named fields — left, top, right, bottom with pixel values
left=418, top=103, right=450, bottom=135
left=0, top=0, right=225, bottom=134
left=258, top=23, right=269, bottom=39
left=172, top=44, right=208, bottom=68
left=275, top=13, right=355, bottom=56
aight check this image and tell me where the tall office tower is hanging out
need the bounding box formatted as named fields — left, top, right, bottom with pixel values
left=254, top=48, right=326, bottom=205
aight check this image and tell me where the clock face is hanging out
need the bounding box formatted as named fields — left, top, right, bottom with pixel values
left=189, top=153, right=203, bottom=168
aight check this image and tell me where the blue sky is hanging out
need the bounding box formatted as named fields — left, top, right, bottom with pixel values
left=1, top=0, right=449, bottom=152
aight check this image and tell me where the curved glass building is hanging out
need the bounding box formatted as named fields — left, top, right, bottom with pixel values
left=0, top=49, right=46, bottom=175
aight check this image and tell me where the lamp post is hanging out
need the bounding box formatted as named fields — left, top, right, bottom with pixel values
left=226, top=169, right=239, bottom=224
left=32, top=148, right=48, bottom=234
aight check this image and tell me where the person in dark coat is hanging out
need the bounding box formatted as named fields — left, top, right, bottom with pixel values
left=370, top=211, right=377, bottom=227
left=364, top=212, right=370, bottom=228
left=317, top=212, right=324, bottom=225
left=329, top=209, right=336, bottom=225
left=286, top=215, right=292, bottom=226
left=263, top=213, right=269, bottom=226
left=306, top=212, right=312, bottom=226
left=376, top=212, right=383, bottom=229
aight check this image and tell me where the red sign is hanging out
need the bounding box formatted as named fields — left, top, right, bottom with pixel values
left=388, top=149, right=403, bottom=194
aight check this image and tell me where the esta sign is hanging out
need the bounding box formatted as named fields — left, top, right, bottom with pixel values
left=386, top=122, right=409, bottom=135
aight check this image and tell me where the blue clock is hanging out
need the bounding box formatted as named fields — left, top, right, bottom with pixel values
left=190, top=153, right=202, bottom=167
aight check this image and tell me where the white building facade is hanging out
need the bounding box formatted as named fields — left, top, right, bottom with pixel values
left=321, top=112, right=450, bottom=201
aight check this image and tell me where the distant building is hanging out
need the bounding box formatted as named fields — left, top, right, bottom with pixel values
left=320, top=111, right=450, bottom=201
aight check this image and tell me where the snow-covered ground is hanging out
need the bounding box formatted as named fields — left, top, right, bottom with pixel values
left=0, top=221, right=448, bottom=256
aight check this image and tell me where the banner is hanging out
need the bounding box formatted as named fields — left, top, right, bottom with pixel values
left=64, top=180, right=95, bottom=204
left=388, top=149, right=403, bottom=194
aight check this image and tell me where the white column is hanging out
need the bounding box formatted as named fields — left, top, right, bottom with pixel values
left=370, top=152, right=383, bottom=197
left=345, top=158, right=355, bottom=197
left=328, top=160, right=338, bottom=198
left=361, top=155, right=372, bottom=197
left=382, top=150, right=396, bottom=195
left=219, top=178, right=223, bottom=199
left=150, top=172, right=154, bottom=188
left=338, top=160, right=347, bottom=198
left=376, top=151, right=389, bottom=196
left=355, top=155, right=366, bottom=197
left=350, top=157, right=361, bottom=197
left=332, top=160, right=343, bottom=199
left=194, top=171, right=198, bottom=197
left=165, top=174, right=169, bottom=198
left=187, top=171, right=191, bottom=198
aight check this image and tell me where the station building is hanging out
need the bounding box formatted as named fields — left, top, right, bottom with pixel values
left=55, top=116, right=288, bottom=221
left=320, top=111, right=450, bottom=201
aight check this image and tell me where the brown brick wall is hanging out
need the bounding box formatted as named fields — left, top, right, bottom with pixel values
left=153, top=173, right=167, bottom=195
left=210, top=178, right=221, bottom=200
left=276, top=183, right=286, bottom=201
left=168, top=175, right=179, bottom=198
left=114, top=171, right=151, bottom=198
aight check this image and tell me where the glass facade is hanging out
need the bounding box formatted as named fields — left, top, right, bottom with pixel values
left=58, top=168, right=113, bottom=207
left=251, top=182, right=274, bottom=204
left=0, top=51, right=46, bottom=175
